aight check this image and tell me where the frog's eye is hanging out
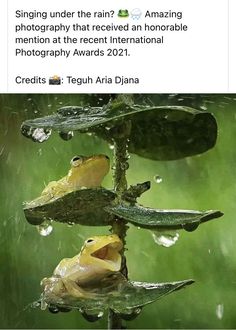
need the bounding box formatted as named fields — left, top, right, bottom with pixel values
left=70, top=156, right=83, bottom=167
left=86, top=239, right=94, bottom=244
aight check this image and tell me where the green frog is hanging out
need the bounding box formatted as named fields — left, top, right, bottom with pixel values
left=118, top=9, right=129, bottom=18
left=41, top=234, right=123, bottom=299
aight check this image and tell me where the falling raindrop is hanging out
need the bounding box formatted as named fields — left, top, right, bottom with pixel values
left=152, top=231, right=179, bottom=247
left=37, top=222, right=53, bottom=236
left=59, top=131, right=74, bottom=141
left=154, top=175, right=162, bottom=183
left=37, top=148, right=42, bottom=156
left=216, top=304, right=224, bottom=320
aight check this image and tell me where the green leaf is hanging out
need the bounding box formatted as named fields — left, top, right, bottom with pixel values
left=105, top=205, right=223, bottom=231
left=41, top=276, right=194, bottom=314
left=21, top=100, right=218, bottom=160
left=23, top=188, right=116, bottom=226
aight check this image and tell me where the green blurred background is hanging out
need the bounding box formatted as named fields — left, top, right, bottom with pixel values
left=0, top=94, right=236, bottom=329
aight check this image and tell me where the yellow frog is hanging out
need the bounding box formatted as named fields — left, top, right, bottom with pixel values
left=31, top=154, right=110, bottom=205
left=41, top=235, right=123, bottom=299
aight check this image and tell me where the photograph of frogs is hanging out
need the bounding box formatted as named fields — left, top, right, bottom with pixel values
left=0, top=94, right=236, bottom=329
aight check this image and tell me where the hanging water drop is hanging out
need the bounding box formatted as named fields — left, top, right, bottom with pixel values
left=21, top=125, right=51, bottom=143
left=154, top=175, right=162, bottom=183
left=183, top=222, right=199, bottom=232
left=59, top=131, right=74, bottom=141
left=81, top=309, right=104, bottom=322
left=37, top=222, right=53, bottom=236
left=152, top=231, right=179, bottom=247
left=216, top=304, right=224, bottom=320
left=48, top=305, right=59, bottom=314
left=31, top=128, right=52, bottom=143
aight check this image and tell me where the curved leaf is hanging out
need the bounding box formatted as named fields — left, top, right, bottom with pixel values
left=40, top=277, right=194, bottom=314
left=23, top=188, right=116, bottom=226
left=105, top=205, right=223, bottom=231
left=21, top=100, right=218, bottom=160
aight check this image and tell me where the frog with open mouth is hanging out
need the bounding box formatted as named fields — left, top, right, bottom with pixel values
left=41, top=235, right=123, bottom=300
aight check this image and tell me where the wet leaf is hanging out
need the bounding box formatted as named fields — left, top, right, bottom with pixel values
left=21, top=99, right=218, bottom=160
left=23, top=188, right=116, bottom=226
left=105, top=205, right=223, bottom=230
left=41, top=277, right=194, bottom=314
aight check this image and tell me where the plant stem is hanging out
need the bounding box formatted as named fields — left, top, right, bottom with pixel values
left=108, top=309, right=122, bottom=330
left=108, top=121, right=131, bottom=329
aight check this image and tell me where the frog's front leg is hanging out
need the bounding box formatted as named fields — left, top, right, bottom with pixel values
left=41, top=178, right=70, bottom=198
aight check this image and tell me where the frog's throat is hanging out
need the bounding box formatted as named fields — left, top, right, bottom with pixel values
left=90, top=241, right=123, bottom=272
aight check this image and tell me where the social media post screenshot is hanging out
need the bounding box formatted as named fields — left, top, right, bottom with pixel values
left=1, top=0, right=235, bottom=92
left=1, top=0, right=236, bottom=330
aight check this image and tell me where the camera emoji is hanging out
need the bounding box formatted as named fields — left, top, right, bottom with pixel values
left=49, top=75, right=61, bottom=85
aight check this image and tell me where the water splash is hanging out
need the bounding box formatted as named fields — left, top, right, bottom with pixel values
left=37, top=222, right=53, bottom=236
left=216, top=304, right=224, bottom=320
left=152, top=231, right=179, bottom=247
left=154, top=175, right=162, bottom=183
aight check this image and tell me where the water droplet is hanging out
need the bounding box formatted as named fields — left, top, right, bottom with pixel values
left=119, top=308, right=142, bottom=321
left=183, top=222, right=199, bottom=232
left=37, top=222, right=53, bottom=236
left=81, top=310, right=104, bottom=322
left=83, top=106, right=91, bottom=111
left=152, top=231, right=179, bottom=247
left=216, top=304, right=224, bottom=320
left=48, top=306, right=59, bottom=314
left=109, top=144, right=114, bottom=150
left=121, top=162, right=129, bottom=170
left=154, top=175, right=162, bottom=183
left=32, top=128, right=52, bottom=143
left=37, top=148, right=42, bottom=156
left=21, top=125, right=51, bottom=143
left=67, top=221, right=75, bottom=227
left=59, top=131, right=74, bottom=141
